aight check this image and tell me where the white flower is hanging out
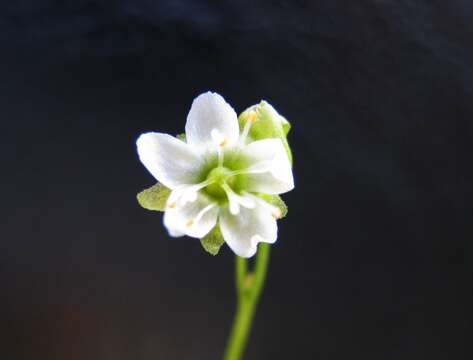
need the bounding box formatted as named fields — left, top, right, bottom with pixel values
left=137, top=92, right=294, bottom=258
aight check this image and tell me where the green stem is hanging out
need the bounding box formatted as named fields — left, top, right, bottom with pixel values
left=223, top=244, right=271, bottom=360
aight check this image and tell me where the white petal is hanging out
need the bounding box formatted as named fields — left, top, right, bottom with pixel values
left=137, top=132, right=203, bottom=189
left=222, top=184, right=256, bottom=215
left=168, top=228, right=185, bottom=237
left=219, top=200, right=278, bottom=258
left=164, top=191, right=219, bottom=238
left=167, top=180, right=212, bottom=207
left=238, top=138, right=294, bottom=194
left=185, top=92, right=239, bottom=149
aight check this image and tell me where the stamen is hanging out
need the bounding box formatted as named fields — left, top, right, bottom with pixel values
left=219, top=138, right=228, bottom=148
left=243, top=192, right=281, bottom=219
left=211, top=129, right=228, bottom=148
left=186, top=219, right=194, bottom=228
left=222, top=184, right=255, bottom=215
left=224, top=161, right=271, bottom=179
left=240, top=160, right=272, bottom=174
left=218, top=148, right=224, bottom=167
left=194, top=204, right=216, bottom=224
left=247, top=110, right=257, bottom=123
left=238, top=194, right=256, bottom=209
left=185, top=204, right=216, bottom=229
left=223, top=169, right=242, bottom=178
left=271, top=208, right=282, bottom=219
left=165, top=186, right=186, bottom=208
left=211, top=129, right=228, bottom=167
left=239, top=110, right=257, bottom=146
left=171, top=179, right=215, bottom=207
left=221, top=183, right=239, bottom=214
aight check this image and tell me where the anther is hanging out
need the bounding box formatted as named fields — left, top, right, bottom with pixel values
left=219, top=138, right=228, bottom=148
left=186, top=219, right=194, bottom=228
left=239, top=111, right=257, bottom=147
left=247, top=110, right=257, bottom=123
left=167, top=201, right=176, bottom=209
left=271, top=208, right=281, bottom=219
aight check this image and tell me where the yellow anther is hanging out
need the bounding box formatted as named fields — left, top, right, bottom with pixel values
left=167, top=201, right=176, bottom=209
left=247, top=111, right=257, bottom=123
left=271, top=209, right=281, bottom=219
left=186, top=219, right=194, bottom=227
left=219, top=138, right=228, bottom=148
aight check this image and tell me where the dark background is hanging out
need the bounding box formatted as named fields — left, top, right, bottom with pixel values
left=1, top=1, right=470, bottom=359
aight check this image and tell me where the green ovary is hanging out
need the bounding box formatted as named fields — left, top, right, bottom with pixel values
left=204, top=166, right=237, bottom=201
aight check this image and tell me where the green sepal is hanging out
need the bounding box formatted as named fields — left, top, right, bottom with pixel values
left=238, top=101, right=293, bottom=164
left=258, top=194, right=288, bottom=219
left=176, top=133, right=186, bottom=142
left=200, top=224, right=225, bottom=255
left=137, top=183, right=171, bottom=212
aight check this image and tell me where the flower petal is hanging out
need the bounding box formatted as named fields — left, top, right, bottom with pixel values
left=164, top=191, right=219, bottom=238
left=185, top=92, right=239, bottom=149
left=238, top=138, right=294, bottom=194
left=137, top=132, right=203, bottom=189
left=222, top=184, right=256, bottom=215
left=219, top=199, right=278, bottom=258
left=168, top=228, right=185, bottom=237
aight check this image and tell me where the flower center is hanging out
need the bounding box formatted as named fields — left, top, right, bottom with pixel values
left=204, top=166, right=236, bottom=200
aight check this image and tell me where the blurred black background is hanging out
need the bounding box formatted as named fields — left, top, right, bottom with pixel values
left=0, top=1, right=471, bottom=359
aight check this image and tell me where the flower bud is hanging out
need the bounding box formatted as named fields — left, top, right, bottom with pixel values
left=238, top=101, right=292, bottom=164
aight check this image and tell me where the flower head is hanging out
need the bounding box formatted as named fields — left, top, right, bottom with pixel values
left=137, top=92, right=294, bottom=258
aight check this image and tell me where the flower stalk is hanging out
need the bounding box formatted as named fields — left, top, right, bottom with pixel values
left=224, top=244, right=271, bottom=360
